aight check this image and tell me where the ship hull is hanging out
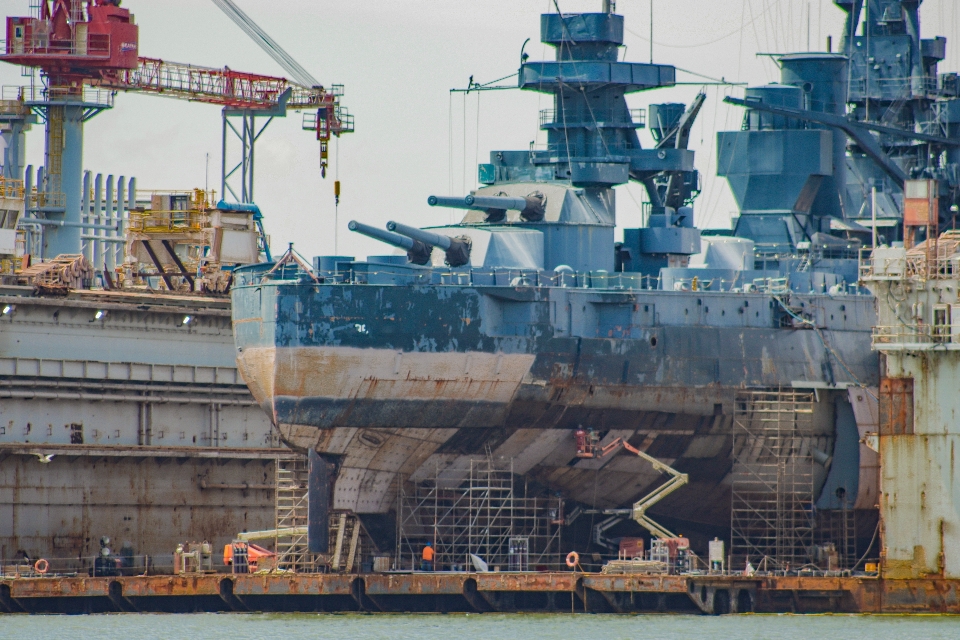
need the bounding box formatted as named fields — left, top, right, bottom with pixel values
left=233, top=278, right=879, bottom=531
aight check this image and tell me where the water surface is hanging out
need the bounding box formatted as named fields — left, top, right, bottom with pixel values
left=3, top=613, right=960, bottom=640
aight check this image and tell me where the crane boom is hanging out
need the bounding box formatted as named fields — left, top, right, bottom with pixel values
left=99, top=57, right=335, bottom=112
left=209, top=0, right=320, bottom=89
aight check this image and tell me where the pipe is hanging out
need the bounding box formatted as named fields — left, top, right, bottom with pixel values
left=0, top=390, right=257, bottom=406
left=105, top=175, right=115, bottom=271
left=93, top=173, right=103, bottom=269
left=200, top=480, right=274, bottom=491
left=0, top=378, right=252, bottom=396
left=20, top=218, right=117, bottom=230
left=81, top=171, right=91, bottom=263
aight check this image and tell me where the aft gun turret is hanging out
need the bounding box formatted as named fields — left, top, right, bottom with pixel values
left=428, top=192, right=545, bottom=222
left=387, top=221, right=473, bottom=267
left=348, top=220, right=432, bottom=265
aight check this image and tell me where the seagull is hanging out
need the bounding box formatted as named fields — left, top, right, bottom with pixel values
left=35, top=453, right=54, bottom=464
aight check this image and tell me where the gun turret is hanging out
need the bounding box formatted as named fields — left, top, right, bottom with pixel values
left=387, top=221, right=473, bottom=267
left=348, top=220, right=432, bottom=265
left=428, top=192, right=545, bottom=222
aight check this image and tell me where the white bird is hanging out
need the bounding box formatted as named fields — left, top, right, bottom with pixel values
left=35, top=453, right=54, bottom=464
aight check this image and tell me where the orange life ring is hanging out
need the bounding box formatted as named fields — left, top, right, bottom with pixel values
left=34, top=558, right=49, bottom=574
left=565, top=551, right=579, bottom=568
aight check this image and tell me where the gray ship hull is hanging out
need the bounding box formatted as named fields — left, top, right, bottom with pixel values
left=233, top=277, right=878, bottom=526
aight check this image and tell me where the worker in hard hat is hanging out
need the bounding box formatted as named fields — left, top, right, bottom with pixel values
left=421, top=542, right=435, bottom=572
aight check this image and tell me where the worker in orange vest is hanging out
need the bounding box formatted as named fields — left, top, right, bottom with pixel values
left=421, top=541, right=435, bottom=572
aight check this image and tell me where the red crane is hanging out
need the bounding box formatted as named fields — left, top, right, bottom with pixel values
left=2, top=0, right=351, bottom=180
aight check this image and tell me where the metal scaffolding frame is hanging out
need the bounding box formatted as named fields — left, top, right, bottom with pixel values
left=731, top=389, right=816, bottom=570
left=274, top=454, right=317, bottom=573
left=396, top=457, right=564, bottom=571
left=814, top=507, right=858, bottom=571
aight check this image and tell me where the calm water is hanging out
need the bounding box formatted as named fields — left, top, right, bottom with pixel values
left=2, top=613, right=960, bottom=640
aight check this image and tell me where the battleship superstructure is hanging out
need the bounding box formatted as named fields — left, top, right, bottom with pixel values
left=229, top=2, right=960, bottom=548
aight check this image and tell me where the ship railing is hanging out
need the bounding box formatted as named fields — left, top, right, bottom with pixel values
left=539, top=107, right=646, bottom=128
left=848, top=75, right=940, bottom=101
left=528, top=141, right=631, bottom=157
left=265, top=263, right=876, bottom=295
left=127, top=209, right=206, bottom=234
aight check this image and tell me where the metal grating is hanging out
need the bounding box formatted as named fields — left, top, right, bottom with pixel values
left=731, top=389, right=816, bottom=570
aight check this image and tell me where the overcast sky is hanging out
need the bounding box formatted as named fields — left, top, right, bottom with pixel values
left=1, top=0, right=958, bottom=260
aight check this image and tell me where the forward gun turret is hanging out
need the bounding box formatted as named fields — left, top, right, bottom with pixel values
left=387, top=221, right=473, bottom=267
left=428, top=192, right=545, bottom=222
left=348, top=220, right=432, bottom=265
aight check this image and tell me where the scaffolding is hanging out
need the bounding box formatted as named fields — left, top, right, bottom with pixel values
left=814, top=507, right=858, bottom=571
left=731, top=389, right=816, bottom=570
left=396, top=457, right=565, bottom=571
left=274, top=454, right=317, bottom=573
left=273, top=454, right=372, bottom=574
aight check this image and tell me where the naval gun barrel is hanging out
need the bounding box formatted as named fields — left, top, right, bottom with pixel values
left=388, top=221, right=451, bottom=250
left=428, top=193, right=545, bottom=222
left=348, top=220, right=432, bottom=265
left=387, top=221, right=472, bottom=267
left=348, top=220, right=415, bottom=250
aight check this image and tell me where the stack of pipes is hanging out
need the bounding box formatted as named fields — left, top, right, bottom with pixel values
left=80, top=171, right=136, bottom=276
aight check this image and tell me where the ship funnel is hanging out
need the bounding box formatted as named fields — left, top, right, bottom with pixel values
left=387, top=221, right=473, bottom=268
left=348, top=220, right=431, bottom=265
left=428, top=192, right=545, bottom=222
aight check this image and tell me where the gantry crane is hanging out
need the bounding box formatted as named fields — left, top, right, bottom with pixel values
left=0, top=0, right=352, bottom=258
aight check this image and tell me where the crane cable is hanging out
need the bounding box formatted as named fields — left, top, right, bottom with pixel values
left=209, top=0, right=320, bottom=88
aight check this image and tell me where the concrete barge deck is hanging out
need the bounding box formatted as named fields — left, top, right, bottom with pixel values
left=2, top=572, right=958, bottom=615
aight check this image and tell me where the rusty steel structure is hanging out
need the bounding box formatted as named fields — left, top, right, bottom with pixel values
left=862, top=217, right=960, bottom=580
left=6, top=571, right=960, bottom=614
left=0, top=287, right=283, bottom=567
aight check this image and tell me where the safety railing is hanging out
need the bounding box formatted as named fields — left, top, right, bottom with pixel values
left=860, top=247, right=960, bottom=282
left=128, top=210, right=206, bottom=234
left=539, top=107, right=646, bottom=128
left=0, top=177, right=25, bottom=200
left=27, top=190, right=66, bottom=209
left=303, top=107, right=354, bottom=136
left=870, top=323, right=954, bottom=348
left=1, top=553, right=183, bottom=579
left=13, top=83, right=115, bottom=106
left=1, top=33, right=111, bottom=59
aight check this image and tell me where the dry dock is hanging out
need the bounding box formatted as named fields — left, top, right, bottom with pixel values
left=3, top=572, right=960, bottom=615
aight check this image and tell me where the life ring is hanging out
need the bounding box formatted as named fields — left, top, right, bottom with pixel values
left=565, top=551, right=579, bottom=568
left=34, top=558, right=49, bottom=574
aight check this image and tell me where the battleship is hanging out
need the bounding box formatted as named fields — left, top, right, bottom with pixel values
left=232, top=0, right=960, bottom=556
